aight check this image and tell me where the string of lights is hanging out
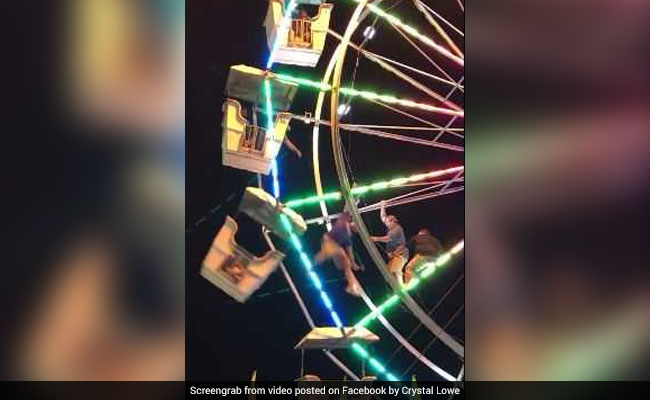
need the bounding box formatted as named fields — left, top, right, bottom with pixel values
left=351, top=0, right=464, bottom=66
left=279, top=214, right=345, bottom=329
left=265, top=0, right=299, bottom=198
left=355, top=240, right=464, bottom=329
left=274, top=72, right=463, bottom=117
left=347, top=241, right=464, bottom=381
left=285, top=166, right=464, bottom=208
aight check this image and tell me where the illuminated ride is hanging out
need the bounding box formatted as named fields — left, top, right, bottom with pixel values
left=207, top=0, right=465, bottom=384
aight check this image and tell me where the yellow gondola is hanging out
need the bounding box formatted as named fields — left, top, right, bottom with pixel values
left=222, top=65, right=297, bottom=174
left=265, top=0, right=333, bottom=67
left=222, top=99, right=291, bottom=174
left=201, top=216, right=285, bottom=302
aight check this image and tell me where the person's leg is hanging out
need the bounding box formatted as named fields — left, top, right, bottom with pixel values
left=339, top=254, right=357, bottom=291
left=327, top=238, right=346, bottom=271
left=314, top=235, right=334, bottom=265
left=345, top=246, right=362, bottom=271
left=387, top=256, right=401, bottom=286
left=332, top=246, right=359, bottom=296
left=396, top=256, right=407, bottom=287
left=388, top=255, right=408, bottom=287
left=399, top=255, right=408, bottom=285
left=404, top=255, right=420, bottom=285
left=313, top=239, right=326, bottom=265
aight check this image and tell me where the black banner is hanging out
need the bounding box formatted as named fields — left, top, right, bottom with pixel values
left=187, top=381, right=462, bottom=400
left=4, top=382, right=649, bottom=399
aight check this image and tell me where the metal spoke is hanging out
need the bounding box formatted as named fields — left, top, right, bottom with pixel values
left=411, top=0, right=463, bottom=58
left=305, top=185, right=464, bottom=225
left=291, top=114, right=464, bottom=150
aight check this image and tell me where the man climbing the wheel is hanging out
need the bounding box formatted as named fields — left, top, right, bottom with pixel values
left=314, top=208, right=361, bottom=297
left=404, top=228, right=442, bottom=285
left=371, top=201, right=409, bottom=287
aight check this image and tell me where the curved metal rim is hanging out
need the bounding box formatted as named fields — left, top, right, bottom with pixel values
left=306, top=0, right=460, bottom=380
left=314, top=0, right=465, bottom=360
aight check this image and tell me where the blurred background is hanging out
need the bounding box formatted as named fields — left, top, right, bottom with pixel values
left=466, top=0, right=650, bottom=380
left=1, top=0, right=185, bottom=380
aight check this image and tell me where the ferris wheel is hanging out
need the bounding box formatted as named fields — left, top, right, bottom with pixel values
left=202, top=0, right=464, bottom=383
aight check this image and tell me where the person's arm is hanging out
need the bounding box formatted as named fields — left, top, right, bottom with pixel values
left=371, top=235, right=389, bottom=243
left=283, top=136, right=302, bottom=158
left=380, top=200, right=388, bottom=224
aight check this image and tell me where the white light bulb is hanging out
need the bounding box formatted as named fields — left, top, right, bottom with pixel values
left=363, top=26, right=376, bottom=39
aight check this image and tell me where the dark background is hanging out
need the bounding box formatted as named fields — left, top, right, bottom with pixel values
left=186, top=0, right=464, bottom=381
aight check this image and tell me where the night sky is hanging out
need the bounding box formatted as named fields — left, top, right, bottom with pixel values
left=186, top=0, right=464, bottom=381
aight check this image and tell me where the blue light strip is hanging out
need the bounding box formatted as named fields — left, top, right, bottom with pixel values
left=271, top=159, right=281, bottom=198
left=265, top=0, right=358, bottom=371
left=351, top=343, right=399, bottom=381
left=266, top=0, right=299, bottom=69
left=266, top=2, right=342, bottom=326
left=280, top=214, right=344, bottom=328
left=265, top=0, right=298, bottom=199
left=263, top=79, right=280, bottom=198
left=331, top=311, right=343, bottom=328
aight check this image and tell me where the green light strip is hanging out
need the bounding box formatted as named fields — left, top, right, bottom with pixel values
left=284, top=166, right=463, bottom=208
left=274, top=73, right=464, bottom=117
left=351, top=343, right=399, bottom=381
left=347, top=241, right=464, bottom=381
left=352, top=0, right=464, bottom=66
left=354, top=240, right=464, bottom=330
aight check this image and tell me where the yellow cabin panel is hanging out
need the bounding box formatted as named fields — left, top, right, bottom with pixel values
left=222, top=99, right=246, bottom=152
left=265, top=0, right=288, bottom=49
left=310, top=4, right=333, bottom=53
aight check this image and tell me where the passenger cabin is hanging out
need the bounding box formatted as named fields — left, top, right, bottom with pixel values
left=239, top=187, right=307, bottom=240
left=201, top=216, right=285, bottom=302
left=295, top=327, right=380, bottom=350
left=264, top=0, right=333, bottom=67
left=222, top=65, right=297, bottom=174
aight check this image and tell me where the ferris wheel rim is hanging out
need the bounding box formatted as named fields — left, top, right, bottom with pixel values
left=258, top=0, right=465, bottom=380
left=310, top=0, right=465, bottom=359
